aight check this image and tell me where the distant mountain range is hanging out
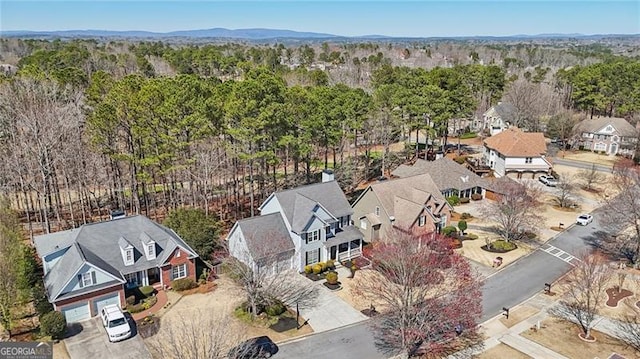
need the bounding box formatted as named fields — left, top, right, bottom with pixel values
left=0, top=28, right=637, bottom=40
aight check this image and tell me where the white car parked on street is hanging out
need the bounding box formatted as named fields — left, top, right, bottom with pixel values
left=100, top=304, right=131, bottom=342
left=576, top=214, right=594, bottom=226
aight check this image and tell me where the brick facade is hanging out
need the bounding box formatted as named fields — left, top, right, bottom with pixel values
left=54, top=284, right=125, bottom=317
left=160, top=247, right=197, bottom=288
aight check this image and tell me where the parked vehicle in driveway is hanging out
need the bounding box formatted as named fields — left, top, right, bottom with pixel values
left=228, top=336, right=278, bottom=359
left=538, top=175, right=558, bottom=187
left=100, top=304, right=131, bottom=342
left=576, top=214, right=594, bottom=226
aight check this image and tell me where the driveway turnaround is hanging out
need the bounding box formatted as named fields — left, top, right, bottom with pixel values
left=64, top=317, right=151, bottom=359
left=291, top=273, right=368, bottom=333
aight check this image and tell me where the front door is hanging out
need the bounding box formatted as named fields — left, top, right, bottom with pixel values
left=147, top=267, right=160, bottom=285
left=330, top=246, right=337, bottom=260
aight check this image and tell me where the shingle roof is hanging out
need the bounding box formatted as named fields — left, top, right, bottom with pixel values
left=368, top=174, right=446, bottom=227
left=484, top=127, right=547, bottom=157
left=34, top=215, right=199, bottom=301
left=270, top=181, right=352, bottom=233
left=574, top=116, right=637, bottom=137
left=391, top=158, right=488, bottom=192
left=236, top=212, right=295, bottom=260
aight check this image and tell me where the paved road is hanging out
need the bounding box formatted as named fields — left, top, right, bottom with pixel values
left=276, top=212, right=604, bottom=358
left=552, top=158, right=613, bottom=172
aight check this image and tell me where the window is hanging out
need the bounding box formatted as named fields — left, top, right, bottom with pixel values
left=305, top=249, right=320, bottom=265
left=125, top=272, right=138, bottom=286
left=418, top=215, right=426, bottom=227
left=305, top=230, right=320, bottom=244
left=525, top=157, right=532, bottom=164
left=375, top=206, right=380, bottom=216
left=125, top=249, right=133, bottom=263
left=172, top=264, right=187, bottom=279
left=79, top=272, right=95, bottom=288
left=360, top=220, right=367, bottom=230
left=340, top=216, right=350, bottom=228
left=147, top=243, right=155, bottom=259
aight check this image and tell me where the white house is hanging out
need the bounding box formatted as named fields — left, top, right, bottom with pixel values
left=572, top=116, right=638, bottom=156
left=474, top=102, right=515, bottom=135
left=483, top=127, right=551, bottom=178
left=227, top=171, right=363, bottom=273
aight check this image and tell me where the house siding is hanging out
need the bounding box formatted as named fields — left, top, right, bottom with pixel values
left=352, top=189, right=389, bottom=243
left=59, top=263, right=121, bottom=296
left=55, top=284, right=125, bottom=317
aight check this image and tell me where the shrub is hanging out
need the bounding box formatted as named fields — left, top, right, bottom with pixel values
left=126, top=295, right=136, bottom=306
left=265, top=301, right=286, bottom=316
left=304, top=265, right=313, bottom=274
left=312, top=264, right=323, bottom=274
left=140, top=285, right=155, bottom=298
left=471, top=193, right=482, bottom=201
left=460, top=212, right=472, bottom=220
left=326, top=259, right=335, bottom=269
left=319, top=261, right=328, bottom=271
left=578, top=145, right=585, bottom=151
left=459, top=197, right=470, bottom=204
left=491, top=240, right=517, bottom=251
left=325, top=271, right=338, bottom=285
left=128, top=296, right=158, bottom=313
left=465, top=233, right=479, bottom=240
left=171, top=278, right=197, bottom=291
left=40, top=311, right=67, bottom=340
left=446, top=195, right=460, bottom=206
left=33, top=284, right=53, bottom=317
left=442, top=226, right=458, bottom=237
left=458, top=220, right=467, bottom=233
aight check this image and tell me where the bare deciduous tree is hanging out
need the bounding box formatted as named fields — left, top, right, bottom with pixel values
left=578, top=164, right=606, bottom=192
left=616, top=297, right=640, bottom=352
left=147, top=310, right=251, bottom=359
left=224, top=239, right=317, bottom=320
left=354, top=231, right=483, bottom=357
left=554, top=174, right=577, bottom=208
left=551, top=253, right=612, bottom=340
left=503, top=79, right=561, bottom=131
left=481, top=180, right=544, bottom=242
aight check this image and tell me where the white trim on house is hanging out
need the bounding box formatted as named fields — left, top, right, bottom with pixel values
left=172, top=263, right=187, bottom=279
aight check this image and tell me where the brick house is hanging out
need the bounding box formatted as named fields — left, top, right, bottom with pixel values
left=351, top=174, right=453, bottom=243
left=33, top=215, right=198, bottom=323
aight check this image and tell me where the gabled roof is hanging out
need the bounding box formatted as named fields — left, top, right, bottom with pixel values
left=573, top=116, right=637, bottom=137
left=391, top=158, right=488, bottom=192
left=365, top=174, right=447, bottom=228
left=235, top=212, right=295, bottom=261
left=484, top=127, right=547, bottom=157
left=34, top=215, right=199, bottom=301
left=266, top=180, right=353, bottom=233
left=484, top=102, right=516, bottom=123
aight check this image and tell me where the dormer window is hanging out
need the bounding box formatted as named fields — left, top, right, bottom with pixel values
left=146, top=242, right=156, bottom=259
left=125, top=249, right=133, bottom=263
left=118, top=236, right=135, bottom=266
left=418, top=215, right=426, bottom=227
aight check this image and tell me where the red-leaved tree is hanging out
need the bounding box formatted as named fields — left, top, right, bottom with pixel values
left=354, top=230, right=483, bottom=357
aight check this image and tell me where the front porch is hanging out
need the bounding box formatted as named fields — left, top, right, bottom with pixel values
left=324, top=226, right=364, bottom=262
left=124, top=267, right=162, bottom=290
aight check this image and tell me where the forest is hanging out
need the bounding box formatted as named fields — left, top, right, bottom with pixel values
left=0, top=38, right=639, bottom=243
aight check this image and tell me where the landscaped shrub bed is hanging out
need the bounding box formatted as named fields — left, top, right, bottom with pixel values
left=137, top=315, right=161, bottom=338
left=303, top=260, right=335, bottom=280
left=471, top=193, right=482, bottom=201
left=481, top=240, right=517, bottom=253
left=171, top=278, right=198, bottom=291
left=127, top=295, right=158, bottom=313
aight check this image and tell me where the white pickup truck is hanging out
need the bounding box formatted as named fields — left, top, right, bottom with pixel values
left=100, top=304, right=131, bottom=342
left=538, top=175, right=558, bottom=187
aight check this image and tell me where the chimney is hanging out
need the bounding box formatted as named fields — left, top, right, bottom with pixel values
left=322, top=169, right=335, bottom=183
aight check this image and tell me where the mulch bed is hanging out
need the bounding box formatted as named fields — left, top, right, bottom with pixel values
left=323, top=282, right=341, bottom=291
left=481, top=244, right=517, bottom=253
left=578, top=332, right=596, bottom=342
left=605, top=288, right=633, bottom=307
left=550, top=226, right=564, bottom=232
left=361, top=308, right=379, bottom=317
left=137, top=317, right=161, bottom=338
left=269, top=317, right=298, bottom=332
left=305, top=273, right=325, bottom=281
left=351, top=256, right=371, bottom=269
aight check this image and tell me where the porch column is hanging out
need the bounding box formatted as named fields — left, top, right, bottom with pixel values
left=359, top=239, right=363, bottom=253
left=142, top=270, right=149, bottom=286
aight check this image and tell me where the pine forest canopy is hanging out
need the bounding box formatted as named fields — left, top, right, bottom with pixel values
left=0, top=38, right=638, bottom=238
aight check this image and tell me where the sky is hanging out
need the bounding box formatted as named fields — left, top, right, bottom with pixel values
left=1, top=1, right=639, bottom=37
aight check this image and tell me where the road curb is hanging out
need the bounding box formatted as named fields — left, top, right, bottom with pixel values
left=275, top=318, right=370, bottom=345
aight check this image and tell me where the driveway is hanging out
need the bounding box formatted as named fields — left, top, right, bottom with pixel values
left=290, top=272, right=368, bottom=333
left=64, top=317, right=151, bottom=359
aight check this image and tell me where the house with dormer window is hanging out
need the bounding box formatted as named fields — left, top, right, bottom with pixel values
left=351, top=174, right=453, bottom=243
left=227, top=170, right=363, bottom=273
left=572, top=116, right=638, bottom=156
left=33, top=215, right=198, bottom=323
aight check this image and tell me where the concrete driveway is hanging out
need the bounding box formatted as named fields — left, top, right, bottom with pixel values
left=291, top=270, right=368, bottom=333
left=64, top=317, right=151, bottom=359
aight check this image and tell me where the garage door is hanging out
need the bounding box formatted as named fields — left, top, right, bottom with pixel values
left=61, top=302, right=90, bottom=323
left=93, top=292, right=121, bottom=314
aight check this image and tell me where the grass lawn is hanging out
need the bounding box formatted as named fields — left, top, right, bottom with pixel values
left=474, top=344, right=531, bottom=359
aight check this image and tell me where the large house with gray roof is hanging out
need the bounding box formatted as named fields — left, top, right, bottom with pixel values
left=351, top=174, right=452, bottom=243
left=572, top=116, right=638, bottom=156
left=391, top=158, right=488, bottom=199
left=33, top=215, right=198, bottom=323
left=227, top=171, right=363, bottom=273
